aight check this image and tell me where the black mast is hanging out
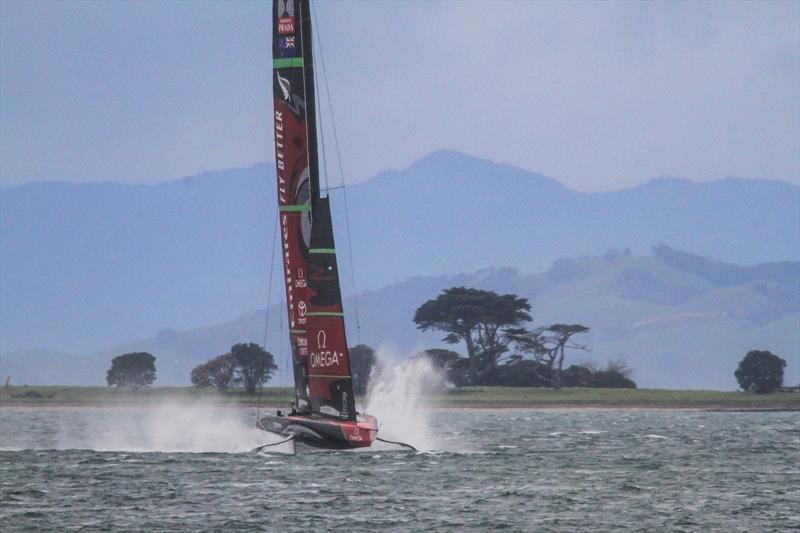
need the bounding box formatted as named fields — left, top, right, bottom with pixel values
left=299, top=0, right=321, bottom=200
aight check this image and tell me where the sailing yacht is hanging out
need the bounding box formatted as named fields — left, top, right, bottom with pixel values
left=256, top=0, right=378, bottom=450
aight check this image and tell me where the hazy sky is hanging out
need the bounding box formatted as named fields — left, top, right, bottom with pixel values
left=1, top=0, right=798, bottom=191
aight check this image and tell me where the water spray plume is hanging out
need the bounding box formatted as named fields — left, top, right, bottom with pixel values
left=42, top=400, right=293, bottom=453
left=364, top=351, right=442, bottom=451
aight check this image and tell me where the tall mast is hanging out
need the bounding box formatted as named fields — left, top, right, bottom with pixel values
left=299, top=1, right=320, bottom=200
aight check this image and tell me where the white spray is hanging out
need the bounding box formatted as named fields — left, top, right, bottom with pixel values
left=364, top=349, right=443, bottom=451
left=8, top=355, right=443, bottom=454
left=45, top=401, right=291, bottom=453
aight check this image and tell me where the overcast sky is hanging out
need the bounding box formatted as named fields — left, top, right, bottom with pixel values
left=1, top=0, right=798, bottom=191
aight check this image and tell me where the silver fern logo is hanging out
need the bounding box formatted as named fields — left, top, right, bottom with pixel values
left=276, top=71, right=291, bottom=101
left=277, top=0, right=294, bottom=18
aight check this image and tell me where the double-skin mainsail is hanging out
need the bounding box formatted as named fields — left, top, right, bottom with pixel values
left=272, top=0, right=356, bottom=421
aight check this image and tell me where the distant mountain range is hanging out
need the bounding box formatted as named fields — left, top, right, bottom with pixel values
left=1, top=150, right=798, bottom=388
left=2, top=247, right=797, bottom=390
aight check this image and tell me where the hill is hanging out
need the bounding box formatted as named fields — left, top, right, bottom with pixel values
left=1, top=150, right=798, bottom=357
left=2, top=248, right=797, bottom=390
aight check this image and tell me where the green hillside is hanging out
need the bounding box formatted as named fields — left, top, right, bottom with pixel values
left=2, top=248, right=797, bottom=389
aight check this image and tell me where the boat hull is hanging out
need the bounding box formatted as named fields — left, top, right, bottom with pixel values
left=257, top=413, right=378, bottom=450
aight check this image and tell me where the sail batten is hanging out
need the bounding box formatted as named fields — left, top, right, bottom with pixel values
left=272, top=0, right=356, bottom=421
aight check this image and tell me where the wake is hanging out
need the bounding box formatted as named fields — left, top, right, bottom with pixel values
left=2, top=401, right=291, bottom=454
left=2, top=355, right=445, bottom=454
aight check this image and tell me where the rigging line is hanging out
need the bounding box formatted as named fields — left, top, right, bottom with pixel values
left=311, top=4, right=362, bottom=344
left=262, top=210, right=279, bottom=349
left=258, top=205, right=280, bottom=423
left=311, top=23, right=330, bottom=195
left=279, top=286, right=288, bottom=388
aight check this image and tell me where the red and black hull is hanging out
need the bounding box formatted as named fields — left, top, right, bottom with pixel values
left=257, top=413, right=378, bottom=450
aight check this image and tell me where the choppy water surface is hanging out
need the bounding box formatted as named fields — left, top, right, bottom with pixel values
left=1, top=406, right=798, bottom=531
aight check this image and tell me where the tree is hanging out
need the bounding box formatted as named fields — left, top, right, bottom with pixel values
left=545, top=324, right=590, bottom=390
left=191, top=353, right=237, bottom=392
left=488, top=359, right=552, bottom=387
left=591, top=358, right=636, bottom=388
left=190, top=363, right=211, bottom=388
left=349, top=344, right=376, bottom=396
left=511, top=324, right=590, bottom=390
left=414, top=287, right=532, bottom=384
left=562, top=364, right=593, bottom=387
left=735, top=350, right=786, bottom=394
left=416, top=348, right=468, bottom=387
left=107, top=352, right=156, bottom=391
left=447, top=358, right=470, bottom=388
left=231, top=343, right=277, bottom=394
left=604, top=357, right=633, bottom=379
left=592, top=370, right=636, bottom=389
left=417, top=348, right=462, bottom=370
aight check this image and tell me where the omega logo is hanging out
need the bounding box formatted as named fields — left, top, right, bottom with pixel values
left=317, top=330, right=327, bottom=349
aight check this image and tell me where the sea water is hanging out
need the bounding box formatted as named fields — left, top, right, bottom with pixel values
left=1, top=404, right=797, bottom=531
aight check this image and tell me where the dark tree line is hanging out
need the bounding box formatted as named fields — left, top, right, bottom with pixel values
left=414, top=286, right=634, bottom=389
left=420, top=348, right=635, bottom=389
left=191, top=343, right=277, bottom=394
left=190, top=342, right=377, bottom=396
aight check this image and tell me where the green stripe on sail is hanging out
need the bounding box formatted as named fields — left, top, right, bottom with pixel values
left=306, top=312, right=344, bottom=317
left=279, top=204, right=309, bottom=212
left=289, top=329, right=306, bottom=334
left=273, top=58, right=304, bottom=69
left=308, top=248, right=335, bottom=254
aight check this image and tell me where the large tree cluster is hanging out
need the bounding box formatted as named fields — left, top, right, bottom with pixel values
left=414, top=287, right=606, bottom=389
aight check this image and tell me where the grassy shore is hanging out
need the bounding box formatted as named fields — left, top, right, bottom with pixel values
left=0, top=385, right=797, bottom=410
left=0, top=386, right=295, bottom=407
left=428, top=387, right=800, bottom=409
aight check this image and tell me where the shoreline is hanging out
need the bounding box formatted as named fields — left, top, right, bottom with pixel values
left=1, top=385, right=797, bottom=411
left=1, top=404, right=797, bottom=412
left=1, top=401, right=797, bottom=412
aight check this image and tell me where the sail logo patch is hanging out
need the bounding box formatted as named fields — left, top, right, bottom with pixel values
left=317, top=330, right=327, bottom=349
left=275, top=111, right=285, bottom=173
left=277, top=0, right=295, bottom=33
left=276, top=72, right=291, bottom=101
left=278, top=17, right=296, bottom=35
left=277, top=0, right=294, bottom=17
left=275, top=73, right=306, bottom=117
left=280, top=36, right=296, bottom=49
left=295, top=267, right=306, bottom=288
left=310, top=350, right=341, bottom=368
left=278, top=36, right=296, bottom=57
left=310, top=331, right=340, bottom=367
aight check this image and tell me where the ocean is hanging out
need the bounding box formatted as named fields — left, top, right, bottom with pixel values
left=1, top=404, right=797, bottom=531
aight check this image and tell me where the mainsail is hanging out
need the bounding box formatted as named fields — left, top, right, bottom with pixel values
left=271, top=0, right=356, bottom=421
